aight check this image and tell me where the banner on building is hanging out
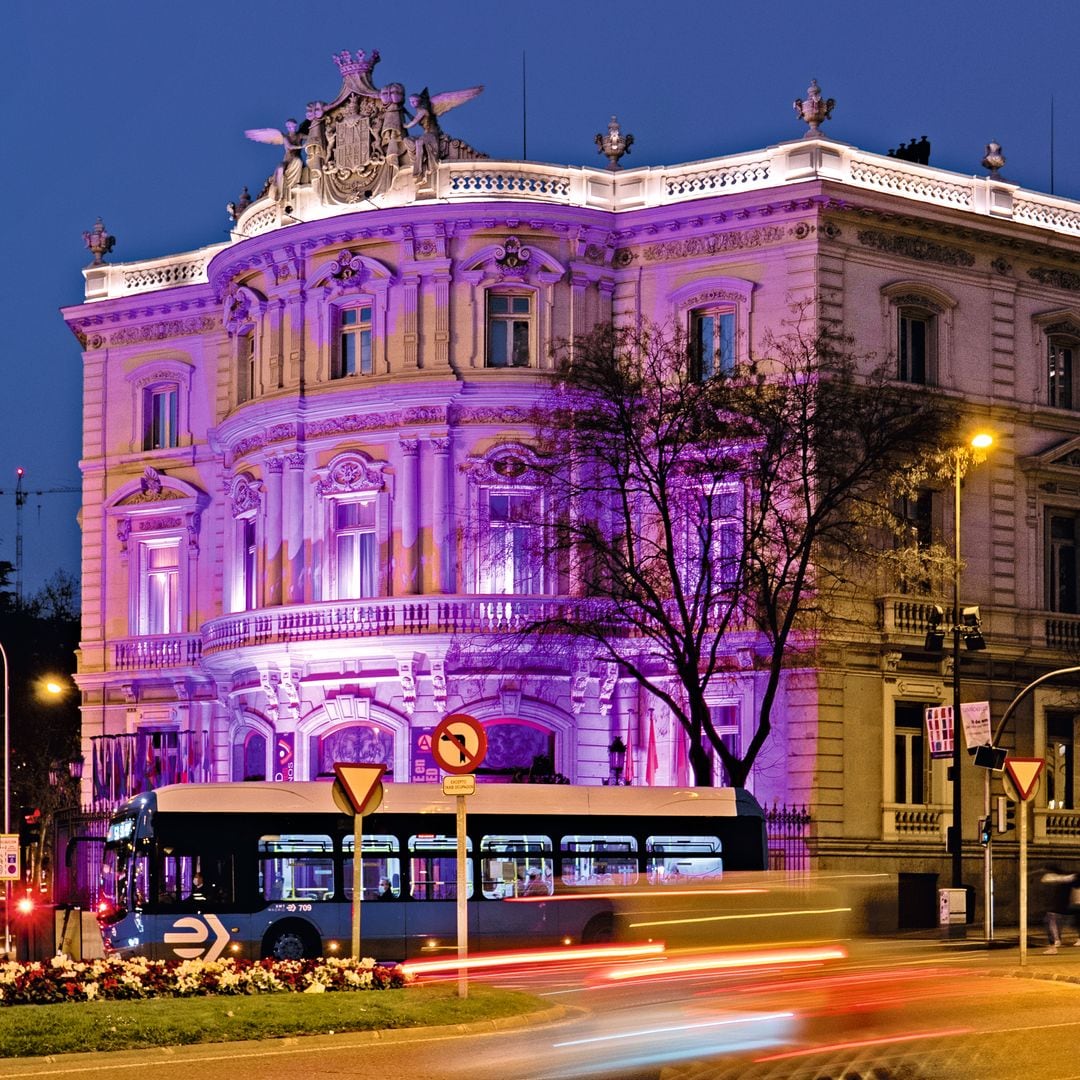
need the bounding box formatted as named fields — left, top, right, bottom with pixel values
left=924, top=706, right=953, bottom=759
left=960, top=701, right=992, bottom=750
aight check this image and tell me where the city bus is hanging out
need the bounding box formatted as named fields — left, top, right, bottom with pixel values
left=97, top=781, right=768, bottom=963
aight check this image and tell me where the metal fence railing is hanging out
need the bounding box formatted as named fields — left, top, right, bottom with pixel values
left=765, top=802, right=812, bottom=872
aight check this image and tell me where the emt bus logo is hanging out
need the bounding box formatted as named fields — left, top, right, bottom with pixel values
left=163, top=914, right=231, bottom=960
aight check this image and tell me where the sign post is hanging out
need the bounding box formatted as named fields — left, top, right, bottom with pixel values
left=431, top=714, right=488, bottom=1000
left=332, top=763, right=386, bottom=961
left=1003, top=757, right=1044, bottom=967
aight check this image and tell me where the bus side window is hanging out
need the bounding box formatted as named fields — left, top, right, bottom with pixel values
left=259, top=835, right=333, bottom=902
left=408, top=835, right=473, bottom=900
left=560, top=835, right=639, bottom=887
left=479, top=834, right=553, bottom=898
left=342, top=833, right=401, bottom=901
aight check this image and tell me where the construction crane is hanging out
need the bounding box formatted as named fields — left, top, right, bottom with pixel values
left=5, top=469, right=81, bottom=605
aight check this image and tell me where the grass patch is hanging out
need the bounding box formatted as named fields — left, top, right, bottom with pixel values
left=0, top=983, right=543, bottom=1058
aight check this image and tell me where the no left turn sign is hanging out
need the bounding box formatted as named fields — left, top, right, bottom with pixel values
left=432, top=713, right=488, bottom=775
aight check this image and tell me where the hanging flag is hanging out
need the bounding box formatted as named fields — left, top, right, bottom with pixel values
left=624, top=721, right=635, bottom=785
left=675, top=728, right=690, bottom=787
left=202, top=730, right=211, bottom=782
left=646, top=712, right=659, bottom=786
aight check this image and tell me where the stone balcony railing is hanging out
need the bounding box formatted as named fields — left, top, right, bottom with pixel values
left=200, top=595, right=582, bottom=657
left=112, top=634, right=203, bottom=671
left=883, top=803, right=949, bottom=842
left=85, top=135, right=1080, bottom=303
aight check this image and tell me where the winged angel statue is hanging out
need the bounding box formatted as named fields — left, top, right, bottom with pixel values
left=243, top=52, right=485, bottom=206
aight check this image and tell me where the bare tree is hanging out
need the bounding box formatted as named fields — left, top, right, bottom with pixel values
left=519, top=309, right=953, bottom=786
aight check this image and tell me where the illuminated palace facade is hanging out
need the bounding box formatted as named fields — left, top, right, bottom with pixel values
left=63, top=57, right=1080, bottom=911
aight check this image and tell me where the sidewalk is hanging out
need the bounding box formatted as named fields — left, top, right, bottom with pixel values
left=885, top=926, right=1080, bottom=984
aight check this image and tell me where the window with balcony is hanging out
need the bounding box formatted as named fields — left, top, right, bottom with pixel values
left=144, top=385, right=179, bottom=450
left=334, top=303, right=373, bottom=378
left=333, top=498, right=378, bottom=598
left=482, top=489, right=543, bottom=594
left=137, top=539, right=181, bottom=635
left=690, top=307, right=736, bottom=382
left=1048, top=510, right=1080, bottom=613
left=894, top=702, right=929, bottom=805
left=1048, top=335, right=1079, bottom=410
left=486, top=292, right=532, bottom=368
left=241, top=516, right=257, bottom=610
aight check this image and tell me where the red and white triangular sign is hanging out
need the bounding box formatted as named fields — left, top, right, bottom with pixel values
left=333, top=763, right=386, bottom=816
left=1005, top=757, right=1044, bottom=802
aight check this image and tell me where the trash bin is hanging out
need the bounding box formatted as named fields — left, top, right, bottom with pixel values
left=938, top=887, right=967, bottom=926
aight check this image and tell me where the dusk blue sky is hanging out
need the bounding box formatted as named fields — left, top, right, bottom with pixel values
left=2, top=0, right=1075, bottom=597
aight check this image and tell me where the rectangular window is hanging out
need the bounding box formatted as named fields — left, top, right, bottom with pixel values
left=691, top=309, right=735, bottom=381
left=487, top=294, right=531, bottom=368
left=894, top=702, right=928, bottom=805
left=894, top=490, right=935, bottom=594
left=898, top=311, right=929, bottom=384
left=259, top=834, right=334, bottom=902
left=138, top=541, right=180, bottom=635
left=646, top=835, right=723, bottom=883
left=485, top=490, right=541, bottom=594
left=334, top=499, right=377, bottom=598
left=242, top=517, right=257, bottom=611
left=1047, top=712, right=1075, bottom=811
left=708, top=704, right=741, bottom=786
left=343, top=834, right=401, bottom=901
left=336, top=305, right=373, bottom=378
left=480, top=835, right=553, bottom=898
left=559, top=835, right=638, bottom=887
left=699, top=488, right=741, bottom=590
left=145, top=386, right=179, bottom=450
left=408, top=835, right=473, bottom=900
left=1048, top=511, right=1080, bottom=613
left=1049, top=340, right=1075, bottom=409
left=238, top=335, right=256, bottom=402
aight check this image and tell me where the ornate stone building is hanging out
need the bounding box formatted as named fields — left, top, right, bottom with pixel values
left=62, top=57, right=1080, bottom=923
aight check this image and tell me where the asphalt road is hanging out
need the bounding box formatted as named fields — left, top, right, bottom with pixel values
left=2, top=938, right=1080, bottom=1079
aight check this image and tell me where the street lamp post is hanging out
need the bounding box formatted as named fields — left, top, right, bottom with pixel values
left=950, top=433, right=994, bottom=891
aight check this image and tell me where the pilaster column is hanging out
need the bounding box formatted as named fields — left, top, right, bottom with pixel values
left=265, top=457, right=284, bottom=606
left=284, top=451, right=306, bottom=603
left=431, top=436, right=452, bottom=592
left=399, top=437, right=420, bottom=594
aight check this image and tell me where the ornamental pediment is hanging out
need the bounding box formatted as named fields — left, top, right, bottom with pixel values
left=243, top=50, right=486, bottom=210
left=1021, top=436, right=1080, bottom=478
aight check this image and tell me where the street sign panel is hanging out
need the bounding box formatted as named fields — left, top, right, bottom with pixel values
left=442, top=775, right=476, bottom=796
left=432, top=714, right=488, bottom=775
left=0, top=835, right=18, bottom=882
left=1004, top=757, right=1044, bottom=802
left=332, top=763, right=387, bottom=817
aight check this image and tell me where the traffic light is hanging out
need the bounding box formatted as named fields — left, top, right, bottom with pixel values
left=979, top=816, right=992, bottom=845
left=18, top=808, right=40, bottom=850
left=995, top=795, right=1016, bottom=833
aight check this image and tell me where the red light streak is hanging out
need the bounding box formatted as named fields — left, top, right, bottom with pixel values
left=402, top=940, right=664, bottom=976
left=600, top=944, right=847, bottom=981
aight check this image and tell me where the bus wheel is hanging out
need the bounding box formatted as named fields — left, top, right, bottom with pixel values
left=581, top=913, right=614, bottom=944
left=264, top=921, right=319, bottom=960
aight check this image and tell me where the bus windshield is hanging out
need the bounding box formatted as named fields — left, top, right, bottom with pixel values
left=100, top=814, right=139, bottom=920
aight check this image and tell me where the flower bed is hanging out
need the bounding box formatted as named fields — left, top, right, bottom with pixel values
left=0, top=955, right=412, bottom=1005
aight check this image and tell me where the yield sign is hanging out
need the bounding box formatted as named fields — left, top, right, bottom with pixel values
left=1004, top=757, right=1044, bottom=802
left=333, top=762, right=386, bottom=816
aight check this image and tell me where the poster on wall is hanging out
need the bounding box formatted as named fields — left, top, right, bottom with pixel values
left=924, top=706, right=953, bottom=759
left=275, top=733, right=295, bottom=782
left=412, top=729, right=440, bottom=784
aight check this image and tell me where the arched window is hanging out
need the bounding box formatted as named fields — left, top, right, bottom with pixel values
left=311, top=724, right=394, bottom=779
left=232, top=730, right=268, bottom=782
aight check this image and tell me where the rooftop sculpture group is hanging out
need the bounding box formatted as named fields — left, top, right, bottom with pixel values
left=245, top=49, right=485, bottom=209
